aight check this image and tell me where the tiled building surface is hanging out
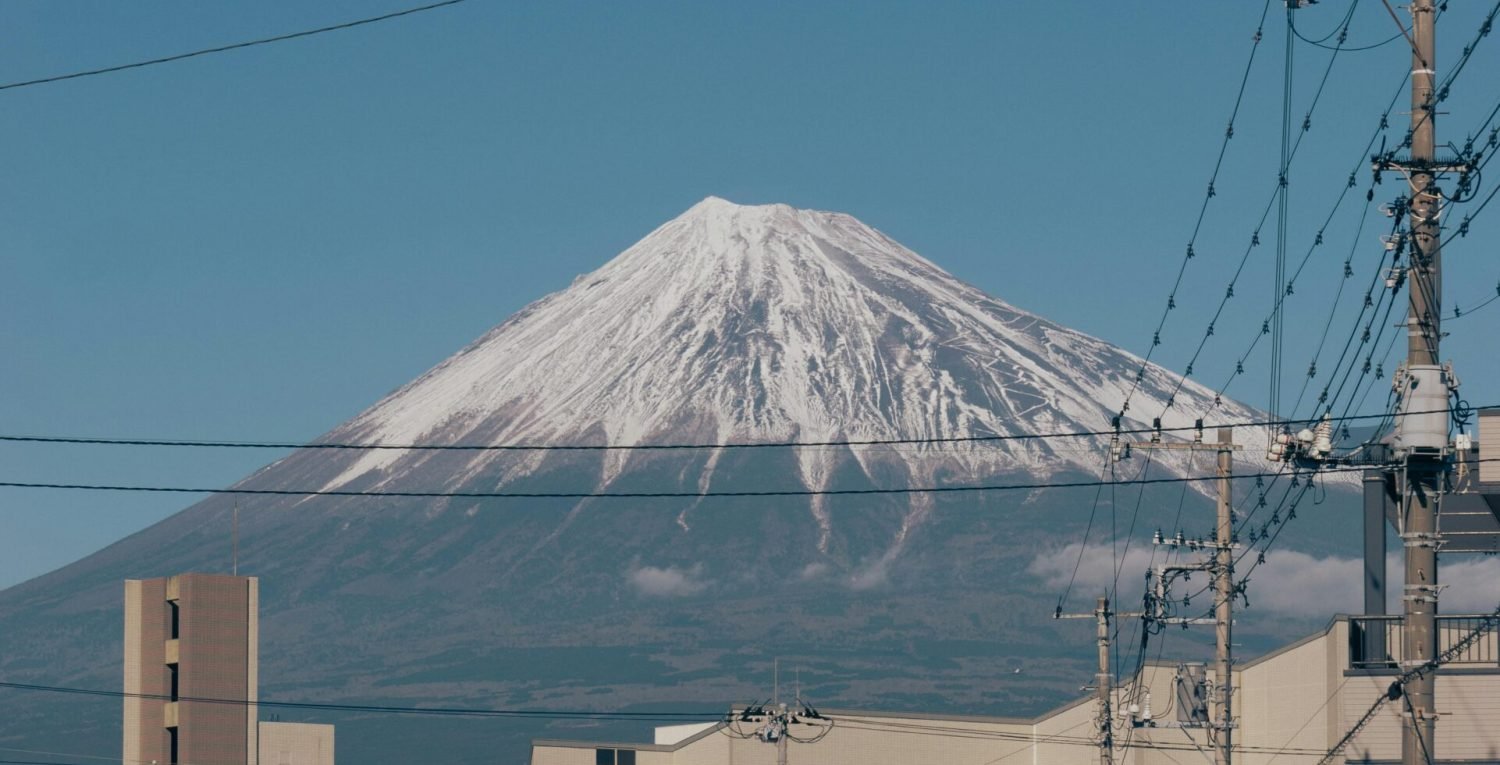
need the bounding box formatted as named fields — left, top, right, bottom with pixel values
left=124, top=574, right=258, bottom=765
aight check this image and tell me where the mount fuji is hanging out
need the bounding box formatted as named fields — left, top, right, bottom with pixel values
left=319, top=196, right=1263, bottom=539
left=0, top=198, right=1342, bottom=765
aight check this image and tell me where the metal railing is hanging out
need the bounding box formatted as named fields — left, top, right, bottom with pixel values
left=1348, top=614, right=1500, bottom=669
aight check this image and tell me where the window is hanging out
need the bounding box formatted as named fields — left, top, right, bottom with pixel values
left=168, top=727, right=179, bottom=765
left=168, top=600, right=180, bottom=639
left=168, top=664, right=179, bottom=701
left=595, top=749, right=636, bottom=765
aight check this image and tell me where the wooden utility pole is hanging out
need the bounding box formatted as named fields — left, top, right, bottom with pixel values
left=1120, top=424, right=1238, bottom=765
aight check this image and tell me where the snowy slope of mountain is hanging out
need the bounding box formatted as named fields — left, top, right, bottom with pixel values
left=325, top=197, right=1264, bottom=501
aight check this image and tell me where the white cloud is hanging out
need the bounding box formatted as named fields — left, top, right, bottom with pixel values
left=1027, top=541, right=1157, bottom=604
left=798, top=562, right=830, bottom=581
left=1433, top=555, right=1500, bottom=613
left=1029, top=544, right=1500, bottom=618
left=627, top=563, right=710, bottom=597
left=848, top=551, right=900, bottom=591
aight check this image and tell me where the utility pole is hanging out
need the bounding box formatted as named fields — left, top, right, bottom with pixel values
left=1118, top=422, right=1239, bottom=765
left=1056, top=595, right=1144, bottom=765
left=1364, top=2, right=1461, bottom=762
left=1096, top=596, right=1112, bottom=765
left=1400, top=4, right=1444, bottom=764
left=1213, top=427, right=1234, bottom=765
left=733, top=667, right=830, bottom=765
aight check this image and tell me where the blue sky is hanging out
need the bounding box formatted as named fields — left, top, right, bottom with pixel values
left=3, top=1, right=1499, bottom=588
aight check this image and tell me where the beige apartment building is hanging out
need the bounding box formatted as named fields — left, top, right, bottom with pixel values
left=125, top=573, right=260, bottom=765
left=124, top=573, right=334, bottom=765
left=531, top=615, right=1500, bottom=765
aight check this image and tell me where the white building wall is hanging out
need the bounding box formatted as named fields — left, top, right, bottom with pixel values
left=530, top=741, right=673, bottom=765
left=531, top=619, right=1500, bottom=765
left=257, top=721, right=334, bottom=765
left=1235, top=624, right=1341, bottom=765
left=776, top=712, right=1033, bottom=765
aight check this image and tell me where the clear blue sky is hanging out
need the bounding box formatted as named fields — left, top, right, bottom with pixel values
left=3, top=1, right=1498, bottom=588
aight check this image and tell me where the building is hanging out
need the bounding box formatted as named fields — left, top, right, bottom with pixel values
left=259, top=721, right=335, bottom=765
left=124, top=573, right=259, bottom=765
left=531, top=614, right=1500, bottom=765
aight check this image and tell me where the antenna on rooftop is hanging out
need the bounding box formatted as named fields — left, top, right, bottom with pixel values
left=232, top=501, right=239, bottom=576
left=727, top=659, right=832, bottom=764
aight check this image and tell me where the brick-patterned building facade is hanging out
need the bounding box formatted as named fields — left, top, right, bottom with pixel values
left=124, top=574, right=259, bottom=765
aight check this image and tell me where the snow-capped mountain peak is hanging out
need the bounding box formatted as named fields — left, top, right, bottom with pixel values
left=320, top=197, right=1262, bottom=496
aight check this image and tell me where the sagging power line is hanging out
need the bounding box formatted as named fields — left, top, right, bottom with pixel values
left=0, top=406, right=1483, bottom=454
left=0, top=0, right=470, bottom=92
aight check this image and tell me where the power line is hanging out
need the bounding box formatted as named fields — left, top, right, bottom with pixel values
left=1206, top=1, right=1500, bottom=427
left=0, top=406, right=1479, bottom=454
left=0, top=680, right=719, bottom=722
left=1292, top=0, right=1410, bottom=52
left=0, top=463, right=1418, bottom=500
left=831, top=716, right=1329, bottom=756
left=1116, top=0, right=1274, bottom=421
left=1201, top=65, right=1406, bottom=418
left=0, top=0, right=469, bottom=92
left=0, top=679, right=1329, bottom=758
left=8, top=454, right=1500, bottom=502
left=1155, top=4, right=1356, bottom=425
left=1449, top=282, right=1500, bottom=320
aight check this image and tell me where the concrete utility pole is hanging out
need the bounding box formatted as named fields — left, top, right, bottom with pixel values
left=1096, top=596, right=1112, bottom=765
left=1212, top=428, right=1234, bottom=765
left=1398, top=3, right=1444, bottom=763
left=1120, top=424, right=1238, bottom=765
left=1056, top=595, right=1143, bottom=765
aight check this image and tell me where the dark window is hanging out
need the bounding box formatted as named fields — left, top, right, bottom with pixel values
left=595, top=750, right=613, bottom=765
left=168, top=664, right=179, bottom=701
left=168, top=600, right=180, bottom=639
left=168, top=727, right=179, bottom=765
left=617, top=751, right=636, bottom=765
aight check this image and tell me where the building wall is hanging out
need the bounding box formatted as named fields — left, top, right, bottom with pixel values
left=532, top=619, right=1500, bottom=765
left=258, top=722, right=334, bottom=765
left=123, top=578, right=170, bottom=765
left=666, top=730, right=729, bottom=765
left=178, top=574, right=258, bottom=765
left=530, top=741, right=674, bottom=765
left=124, top=574, right=258, bottom=765
left=1343, top=673, right=1500, bottom=762
left=1234, top=623, right=1343, bottom=765
left=758, top=711, right=1034, bottom=765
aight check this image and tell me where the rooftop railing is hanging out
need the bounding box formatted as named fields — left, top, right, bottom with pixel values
left=1348, top=614, right=1499, bottom=670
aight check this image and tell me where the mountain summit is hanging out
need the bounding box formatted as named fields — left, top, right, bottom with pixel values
left=325, top=197, right=1254, bottom=494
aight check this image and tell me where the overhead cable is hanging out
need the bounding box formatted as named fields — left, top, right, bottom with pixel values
left=1116, top=0, right=1274, bottom=421
left=0, top=460, right=1493, bottom=500
left=0, top=406, right=1481, bottom=454
left=0, top=680, right=718, bottom=722
left=0, top=0, right=469, bottom=92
